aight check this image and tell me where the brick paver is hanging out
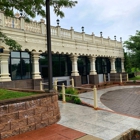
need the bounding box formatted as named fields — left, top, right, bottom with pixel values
left=100, top=87, right=140, bottom=118
left=3, top=124, right=87, bottom=140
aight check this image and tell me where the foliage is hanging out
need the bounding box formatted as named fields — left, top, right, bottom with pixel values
left=59, top=87, right=81, bottom=104
left=0, top=0, right=77, bottom=50
left=0, top=31, right=22, bottom=50
left=0, top=89, right=36, bottom=100
left=124, top=52, right=131, bottom=73
left=129, top=75, right=140, bottom=80
left=124, top=30, right=140, bottom=69
left=0, top=0, right=77, bottom=19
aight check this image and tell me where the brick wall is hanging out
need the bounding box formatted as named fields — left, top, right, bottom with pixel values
left=0, top=93, right=60, bottom=139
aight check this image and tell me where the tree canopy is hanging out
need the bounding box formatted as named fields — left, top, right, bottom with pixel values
left=124, top=30, right=140, bottom=70
left=0, top=0, right=77, bottom=19
left=0, top=0, right=78, bottom=50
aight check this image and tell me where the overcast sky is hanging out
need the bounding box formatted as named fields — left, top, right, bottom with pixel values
left=39, top=0, right=140, bottom=42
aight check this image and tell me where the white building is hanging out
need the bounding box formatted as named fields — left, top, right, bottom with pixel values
left=0, top=12, right=127, bottom=89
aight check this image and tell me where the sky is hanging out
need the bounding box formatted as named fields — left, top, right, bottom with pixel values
left=38, top=0, right=140, bottom=42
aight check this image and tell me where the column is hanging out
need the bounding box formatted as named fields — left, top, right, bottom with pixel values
left=31, top=51, right=41, bottom=79
left=89, top=56, right=97, bottom=75
left=88, top=56, right=99, bottom=84
left=0, top=49, right=11, bottom=81
left=70, top=54, right=79, bottom=76
left=110, top=57, right=116, bottom=73
left=121, top=58, right=125, bottom=73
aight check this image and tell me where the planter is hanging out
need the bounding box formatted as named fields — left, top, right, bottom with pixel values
left=112, top=128, right=140, bottom=140
left=0, top=93, right=60, bottom=139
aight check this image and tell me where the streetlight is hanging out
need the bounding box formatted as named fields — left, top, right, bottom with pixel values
left=100, top=32, right=102, bottom=37
left=114, top=35, right=116, bottom=40
left=56, top=19, right=60, bottom=26
left=46, top=0, right=53, bottom=92
left=81, top=26, right=84, bottom=32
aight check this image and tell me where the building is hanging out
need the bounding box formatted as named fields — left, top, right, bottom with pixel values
left=0, top=12, right=127, bottom=90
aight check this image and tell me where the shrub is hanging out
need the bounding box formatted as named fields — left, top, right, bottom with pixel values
left=74, top=97, right=81, bottom=104
left=59, top=87, right=81, bottom=104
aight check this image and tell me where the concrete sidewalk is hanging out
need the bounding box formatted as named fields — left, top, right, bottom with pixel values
left=4, top=86, right=140, bottom=140
left=58, top=86, right=140, bottom=139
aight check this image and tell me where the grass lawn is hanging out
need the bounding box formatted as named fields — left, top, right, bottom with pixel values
left=129, top=75, right=140, bottom=80
left=0, top=89, right=36, bottom=100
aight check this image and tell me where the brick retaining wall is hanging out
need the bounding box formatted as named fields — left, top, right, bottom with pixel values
left=0, top=93, right=60, bottom=139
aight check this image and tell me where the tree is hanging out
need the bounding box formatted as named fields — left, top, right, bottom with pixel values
left=0, top=0, right=78, bottom=50
left=0, top=0, right=77, bottom=19
left=124, top=30, right=140, bottom=70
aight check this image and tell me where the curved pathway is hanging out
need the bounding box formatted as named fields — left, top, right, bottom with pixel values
left=100, top=87, right=140, bottom=118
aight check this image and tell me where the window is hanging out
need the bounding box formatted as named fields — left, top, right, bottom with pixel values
left=115, top=58, right=122, bottom=73
left=9, top=51, right=31, bottom=80
left=96, top=57, right=111, bottom=74
left=39, top=54, right=71, bottom=77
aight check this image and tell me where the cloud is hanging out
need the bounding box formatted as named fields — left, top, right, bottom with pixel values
left=36, top=0, right=140, bottom=42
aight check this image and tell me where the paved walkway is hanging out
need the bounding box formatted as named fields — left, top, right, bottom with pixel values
left=3, top=86, right=140, bottom=140
left=101, top=87, right=140, bottom=117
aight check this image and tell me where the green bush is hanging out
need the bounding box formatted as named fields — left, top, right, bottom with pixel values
left=59, top=87, right=81, bottom=104
left=65, top=87, right=78, bottom=95
left=66, top=96, right=72, bottom=102
left=74, top=97, right=81, bottom=104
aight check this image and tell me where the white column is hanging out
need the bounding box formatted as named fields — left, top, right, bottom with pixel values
left=0, top=49, right=11, bottom=81
left=89, top=56, right=97, bottom=75
left=31, top=51, right=41, bottom=79
left=121, top=58, right=125, bottom=72
left=70, top=55, right=79, bottom=76
left=110, top=57, right=116, bottom=73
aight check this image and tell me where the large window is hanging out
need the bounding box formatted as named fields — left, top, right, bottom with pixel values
left=96, top=57, right=111, bottom=74
left=39, top=54, right=72, bottom=78
left=115, top=58, right=122, bottom=73
left=9, top=51, right=31, bottom=80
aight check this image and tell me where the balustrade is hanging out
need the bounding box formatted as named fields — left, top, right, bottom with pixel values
left=0, top=12, right=122, bottom=49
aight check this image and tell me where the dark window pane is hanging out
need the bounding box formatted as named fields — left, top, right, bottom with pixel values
left=11, top=52, right=20, bottom=58
left=11, top=59, right=21, bottom=80
left=21, top=52, right=30, bottom=58
left=21, top=59, right=31, bottom=79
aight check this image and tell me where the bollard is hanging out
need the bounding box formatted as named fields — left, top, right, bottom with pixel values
left=93, top=85, right=98, bottom=109
left=71, top=78, right=74, bottom=90
left=120, top=73, right=122, bottom=84
left=54, top=79, right=57, bottom=92
left=62, top=83, right=66, bottom=103
left=104, top=74, right=106, bottom=83
left=40, top=81, right=43, bottom=91
left=126, top=73, right=128, bottom=82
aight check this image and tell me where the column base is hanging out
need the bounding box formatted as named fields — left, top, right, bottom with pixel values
left=89, top=75, right=99, bottom=85
left=71, top=76, right=81, bottom=87
left=0, top=77, right=11, bottom=82
left=71, top=72, right=79, bottom=76
left=32, top=73, right=41, bottom=79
